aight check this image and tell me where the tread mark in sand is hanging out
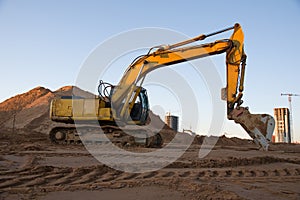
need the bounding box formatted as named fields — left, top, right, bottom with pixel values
left=72, top=170, right=104, bottom=184
left=4, top=167, right=32, bottom=176
left=49, top=177, right=74, bottom=186
left=23, top=177, right=47, bottom=187
left=49, top=168, right=92, bottom=185
left=101, top=172, right=123, bottom=182
left=225, top=170, right=232, bottom=177
left=209, top=171, right=218, bottom=177
left=197, top=171, right=205, bottom=177
left=121, top=173, right=139, bottom=180
left=18, top=174, right=45, bottom=182
left=142, top=171, right=158, bottom=179
left=273, top=170, right=280, bottom=176
left=261, top=171, right=268, bottom=177
left=161, top=171, right=175, bottom=178
left=101, top=176, right=117, bottom=182
left=0, top=179, right=23, bottom=189
left=43, top=174, right=66, bottom=183
left=236, top=170, right=244, bottom=177
left=284, top=169, right=291, bottom=176
left=249, top=170, right=256, bottom=177
left=179, top=171, right=191, bottom=178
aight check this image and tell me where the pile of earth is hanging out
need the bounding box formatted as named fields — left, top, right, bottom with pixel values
left=0, top=86, right=95, bottom=134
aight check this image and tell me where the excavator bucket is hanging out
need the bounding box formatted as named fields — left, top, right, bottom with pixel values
left=229, top=107, right=275, bottom=150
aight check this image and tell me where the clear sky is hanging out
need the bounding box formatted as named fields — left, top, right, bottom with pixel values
left=0, top=0, right=300, bottom=142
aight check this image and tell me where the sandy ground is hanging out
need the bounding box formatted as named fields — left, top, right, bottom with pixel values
left=0, top=131, right=300, bottom=200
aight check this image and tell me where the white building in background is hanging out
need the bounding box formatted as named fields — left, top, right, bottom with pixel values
left=165, top=112, right=179, bottom=132
left=274, top=108, right=291, bottom=143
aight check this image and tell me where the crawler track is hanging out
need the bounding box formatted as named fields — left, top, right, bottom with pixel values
left=49, top=125, right=163, bottom=148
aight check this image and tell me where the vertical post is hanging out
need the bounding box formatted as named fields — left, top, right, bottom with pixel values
left=288, top=96, right=293, bottom=143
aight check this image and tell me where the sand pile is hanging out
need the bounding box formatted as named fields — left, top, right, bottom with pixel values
left=0, top=86, right=94, bottom=134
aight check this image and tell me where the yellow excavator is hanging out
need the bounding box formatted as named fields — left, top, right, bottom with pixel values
left=50, top=23, right=275, bottom=150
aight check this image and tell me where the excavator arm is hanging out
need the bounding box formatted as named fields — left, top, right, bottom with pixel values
left=111, top=23, right=275, bottom=150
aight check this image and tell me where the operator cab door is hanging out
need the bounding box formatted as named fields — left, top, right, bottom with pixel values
left=130, top=88, right=149, bottom=124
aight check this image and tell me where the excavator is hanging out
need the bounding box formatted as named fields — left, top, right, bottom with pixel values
left=49, top=23, right=275, bottom=150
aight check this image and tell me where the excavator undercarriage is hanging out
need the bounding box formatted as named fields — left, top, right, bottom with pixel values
left=49, top=124, right=163, bottom=148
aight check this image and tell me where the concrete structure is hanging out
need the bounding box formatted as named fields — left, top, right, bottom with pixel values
left=165, top=113, right=179, bottom=132
left=274, top=108, right=291, bottom=143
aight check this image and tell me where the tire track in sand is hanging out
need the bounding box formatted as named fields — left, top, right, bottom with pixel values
left=1, top=165, right=300, bottom=191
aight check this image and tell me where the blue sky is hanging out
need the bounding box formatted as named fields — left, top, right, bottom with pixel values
left=0, top=0, right=300, bottom=141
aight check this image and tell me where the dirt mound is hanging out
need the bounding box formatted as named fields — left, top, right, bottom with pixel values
left=216, top=135, right=251, bottom=146
left=167, top=156, right=299, bottom=168
left=53, top=86, right=95, bottom=98
left=0, top=86, right=93, bottom=134
left=147, top=111, right=177, bottom=143
left=0, top=87, right=53, bottom=132
left=0, top=86, right=51, bottom=112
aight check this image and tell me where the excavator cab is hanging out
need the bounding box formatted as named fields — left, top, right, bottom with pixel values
left=99, top=81, right=149, bottom=125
